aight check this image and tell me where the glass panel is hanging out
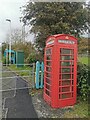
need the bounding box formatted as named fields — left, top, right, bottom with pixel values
left=46, top=55, right=51, bottom=60
left=59, top=81, right=61, bottom=86
left=62, top=87, right=70, bottom=92
left=46, top=49, right=51, bottom=55
left=71, top=55, right=74, bottom=60
left=72, top=74, right=74, bottom=79
left=59, top=74, right=61, bottom=79
left=46, top=84, right=50, bottom=90
left=61, top=61, right=71, bottom=66
left=59, top=94, right=62, bottom=99
left=72, top=62, right=74, bottom=66
left=62, top=80, right=71, bottom=85
left=62, top=93, right=71, bottom=99
left=72, top=68, right=74, bottom=72
left=61, top=49, right=73, bottom=54
left=72, top=86, right=74, bottom=91
left=62, top=68, right=71, bottom=73
left=45, top=90, right=50, bottom=96
left=61, top=55, right=74, bottom=60
left=59, top=88, right=61, bottom=92
left=46, top=78, right=51, bottom=84
left=46, top=73, right=51, bottom=78
left=46, top=61, right=51, bottom=66
left=46, top=67, right=51, bottom=72
left=62, top=74, right=71, bottom=79
left=72, top=80, right=74, bottom=85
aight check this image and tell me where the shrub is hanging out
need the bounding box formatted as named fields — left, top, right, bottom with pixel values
left=26, top=53, right=37, bottom=63
left=26, top=52, right=43, bottom=64
left=77, top=62, right=89, bottom=101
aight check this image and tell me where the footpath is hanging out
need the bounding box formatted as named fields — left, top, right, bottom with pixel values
left=2, top=66, right=38, bottom=119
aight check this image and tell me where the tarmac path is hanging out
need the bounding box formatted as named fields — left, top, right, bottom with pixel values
left=3, top=69, right=38, bottom=118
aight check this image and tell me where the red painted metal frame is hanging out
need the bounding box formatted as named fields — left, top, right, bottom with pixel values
left=44, top=34, right=77, bottom=108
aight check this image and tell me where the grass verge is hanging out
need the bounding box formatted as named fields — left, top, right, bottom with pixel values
left=7, top=64, right=32, bottom=76
left=63, top=98, right=88, bottom=118
left=78, top=56, right=88, bottom=65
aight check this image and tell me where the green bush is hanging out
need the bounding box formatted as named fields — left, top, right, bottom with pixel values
left=77, top=62, right=90, bottom=101
left=26, top=52, right=43, bottom=64
left=26, top=53, right=37, bottom=63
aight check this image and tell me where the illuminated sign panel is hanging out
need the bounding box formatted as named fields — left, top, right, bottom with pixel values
left=58, top=40, right=75, bottom=44
left=47, top=40, right=54, bottom=45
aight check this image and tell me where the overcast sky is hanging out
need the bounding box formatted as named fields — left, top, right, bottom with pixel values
left=0, top=0, right=30, bottom=44
left=0, top=0, right=89, bottom=46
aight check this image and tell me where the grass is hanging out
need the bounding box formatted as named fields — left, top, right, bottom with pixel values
left=8, top=64, right=33, bottom=76
left=78, top=56, right=88, bottom=65
left=63, top=99, right=88, bottom=118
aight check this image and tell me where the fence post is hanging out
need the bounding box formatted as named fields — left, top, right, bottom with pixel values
left=40, top=62, right=44, bottom=88
left=32, top=63, right=35, bottom=88
left=36, top=61, right=40, bottom=89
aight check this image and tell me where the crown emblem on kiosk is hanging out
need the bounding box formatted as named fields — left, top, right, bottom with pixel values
left=65, top=36, right=69, bottom=39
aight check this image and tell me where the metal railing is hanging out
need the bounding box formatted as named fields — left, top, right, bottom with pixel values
left=1, top=63, right=36, bottom=92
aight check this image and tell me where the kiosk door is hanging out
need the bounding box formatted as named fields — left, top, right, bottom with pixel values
left=44, top=48, right=52, bottom=99
left=59, top=48, right=74, bottom=99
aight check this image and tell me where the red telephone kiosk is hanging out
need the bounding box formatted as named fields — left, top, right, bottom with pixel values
left=44, top=34, right=77, bottom=108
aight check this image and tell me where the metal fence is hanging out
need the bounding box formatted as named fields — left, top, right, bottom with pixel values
left=1, top=63, right=36, bottom=119
left=1, top=63, right=36, bottom=92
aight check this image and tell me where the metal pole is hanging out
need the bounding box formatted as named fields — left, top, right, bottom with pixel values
left=0, top=43, right=2, bottom=120
left=6, top=19, right=11, bottom=64
left=9, top=21, right=11, bottom=64
left=6, top=48, right=8, bottom=66
left=22, top=25, right=25, bottom=43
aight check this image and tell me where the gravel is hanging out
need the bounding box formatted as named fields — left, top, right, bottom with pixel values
left=31, top=90, right=73, bottom=118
